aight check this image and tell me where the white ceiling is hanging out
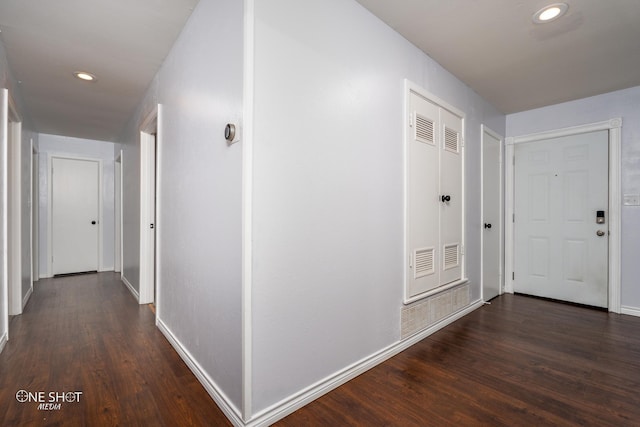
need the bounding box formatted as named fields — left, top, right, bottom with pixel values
left=356, top=0, right=640, bottom=113
left=0, top=0, right=199, bottom=141
left=1, top=1, right=639, bottom=142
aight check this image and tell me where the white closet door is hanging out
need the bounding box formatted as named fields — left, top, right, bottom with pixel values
left=407, top=93, right=440, bottom=296
left=439, top=108, right=463, bottom=285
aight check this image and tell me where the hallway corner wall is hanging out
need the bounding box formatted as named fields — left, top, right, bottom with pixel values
left=249, top=0, right=506, bottom=416
left=0, top=37, right=38, bottom=319
left=118, top=0, right=244, bottom=416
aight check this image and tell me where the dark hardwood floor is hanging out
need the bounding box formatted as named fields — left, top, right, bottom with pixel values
left=277, top=294, right=640, bottom=426
left=0, top=273, right=231, bottom=426
left=3, top=274, right=640, bottom=426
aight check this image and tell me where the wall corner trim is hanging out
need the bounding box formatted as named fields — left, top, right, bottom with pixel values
left=22, top=285, right=33, bottom=310
left=156, top=318, right=244, bottom=426
left=121, top=275, right=139, bottom=302
left=0, top=331, right=7, bottom=354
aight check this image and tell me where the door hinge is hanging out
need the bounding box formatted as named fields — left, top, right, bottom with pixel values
left=409, top=113, right=414, bottom=127
left=409, top=254, right=413, bottom=269
left=513, top=214, right=515, bottom=223
left=512, top=272, right=515, bottom=280
left=460, top=245, right=465, bottom=255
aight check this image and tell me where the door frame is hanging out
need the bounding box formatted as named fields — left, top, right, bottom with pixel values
left=47, top=155, right=103, bottom=277
left=139, top=105, right=161, bottom=308
left=505, top=118, right=621, bottom=313
left=1, top=88, right=9, bottom=347
left=481, top=125, right=504, bottom=301
left=32, top=144, right=39, bottom=282
left=115, top=150, right=122, bottom=275
left=7, top=95, right=22, bottom=315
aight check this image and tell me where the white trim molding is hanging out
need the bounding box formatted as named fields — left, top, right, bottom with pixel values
left=621, top=306, right=640, bottom=318
left=0, top=331, right=7, bottom=354
left=505, top=118, right=622, bottom=313
left=22, top=285, right=33, bottom=310
left=246, top=300, right=483, bottom=427
left=242, top=0, right=255, bottom=421
left=157, top=317, right=244, bottom=426
left=121, top=275, right=139, bottom=302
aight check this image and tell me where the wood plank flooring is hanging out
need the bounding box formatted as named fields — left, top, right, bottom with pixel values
left=276, top=294, right=640, bottom=426
left=3, top=273, right=640, bottom=426
left=0, top=273, right=231, bottom=426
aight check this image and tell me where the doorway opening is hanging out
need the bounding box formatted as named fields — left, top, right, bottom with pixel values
left=115, top=151, right=122, bottom=275
left=505, top=119, right=621, bottom=312
left=481, top=125, right=503, bottom=302
left=32, top=144, right=39, bottom=284
left=139, top=106, right=160, bottom=313
left=7, top=94, right=23, bottom=316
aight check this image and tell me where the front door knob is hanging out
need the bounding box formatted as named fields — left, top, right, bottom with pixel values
left=596, top=230, right=605, bottom=237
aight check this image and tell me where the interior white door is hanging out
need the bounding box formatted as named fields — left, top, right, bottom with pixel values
left=514, top=130, right=608, bottom=307
left=482, top=129, right=501, bottom=301
left=52, top=157, right=99, bottom=275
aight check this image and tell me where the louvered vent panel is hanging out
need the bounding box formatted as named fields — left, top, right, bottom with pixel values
left=414, top=248, right=435, bottom=279
left=444, top=127, right=459, bottom=153
left=443, top=244, right=459, bottom=270
left=415, top=115, right=434, bottom=144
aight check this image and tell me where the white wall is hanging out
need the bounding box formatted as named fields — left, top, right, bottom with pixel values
left=37, top=134, right=116, bottom=277
left=250, top=0, right=505, bottom=414
left=506, top=85, right=640, bottom=311
left=118, top=0, right=244, bottom=413
left=0, top=37, right=35, bottom=339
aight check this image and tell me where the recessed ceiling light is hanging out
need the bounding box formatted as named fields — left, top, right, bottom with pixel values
left=73, top=71, right=97, bottom=82
left=533, top=3, right=569, bottom=24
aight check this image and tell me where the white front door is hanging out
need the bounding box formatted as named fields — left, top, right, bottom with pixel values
left=482, top=128, right=502, bottom=301
left=52, top=157, right=99, bottom=275
left=514, top=130, right=608, bottom=307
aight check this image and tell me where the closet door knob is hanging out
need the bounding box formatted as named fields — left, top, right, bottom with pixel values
left=484, top=223, right=492, bottom=229
left=441, top=195, right=451, bottom=203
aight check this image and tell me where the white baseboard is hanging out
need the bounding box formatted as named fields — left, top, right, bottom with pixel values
left=247, top=299, right=484, bottom=427
left=156, top=317, right=244, bottom=426
left=0, top=331, right=7, bottom=354
left=621, top=305, right=640, bottom=317
left=121, top=275, right=139, bottom=302
left=22, top=286, right=33, bottom=309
